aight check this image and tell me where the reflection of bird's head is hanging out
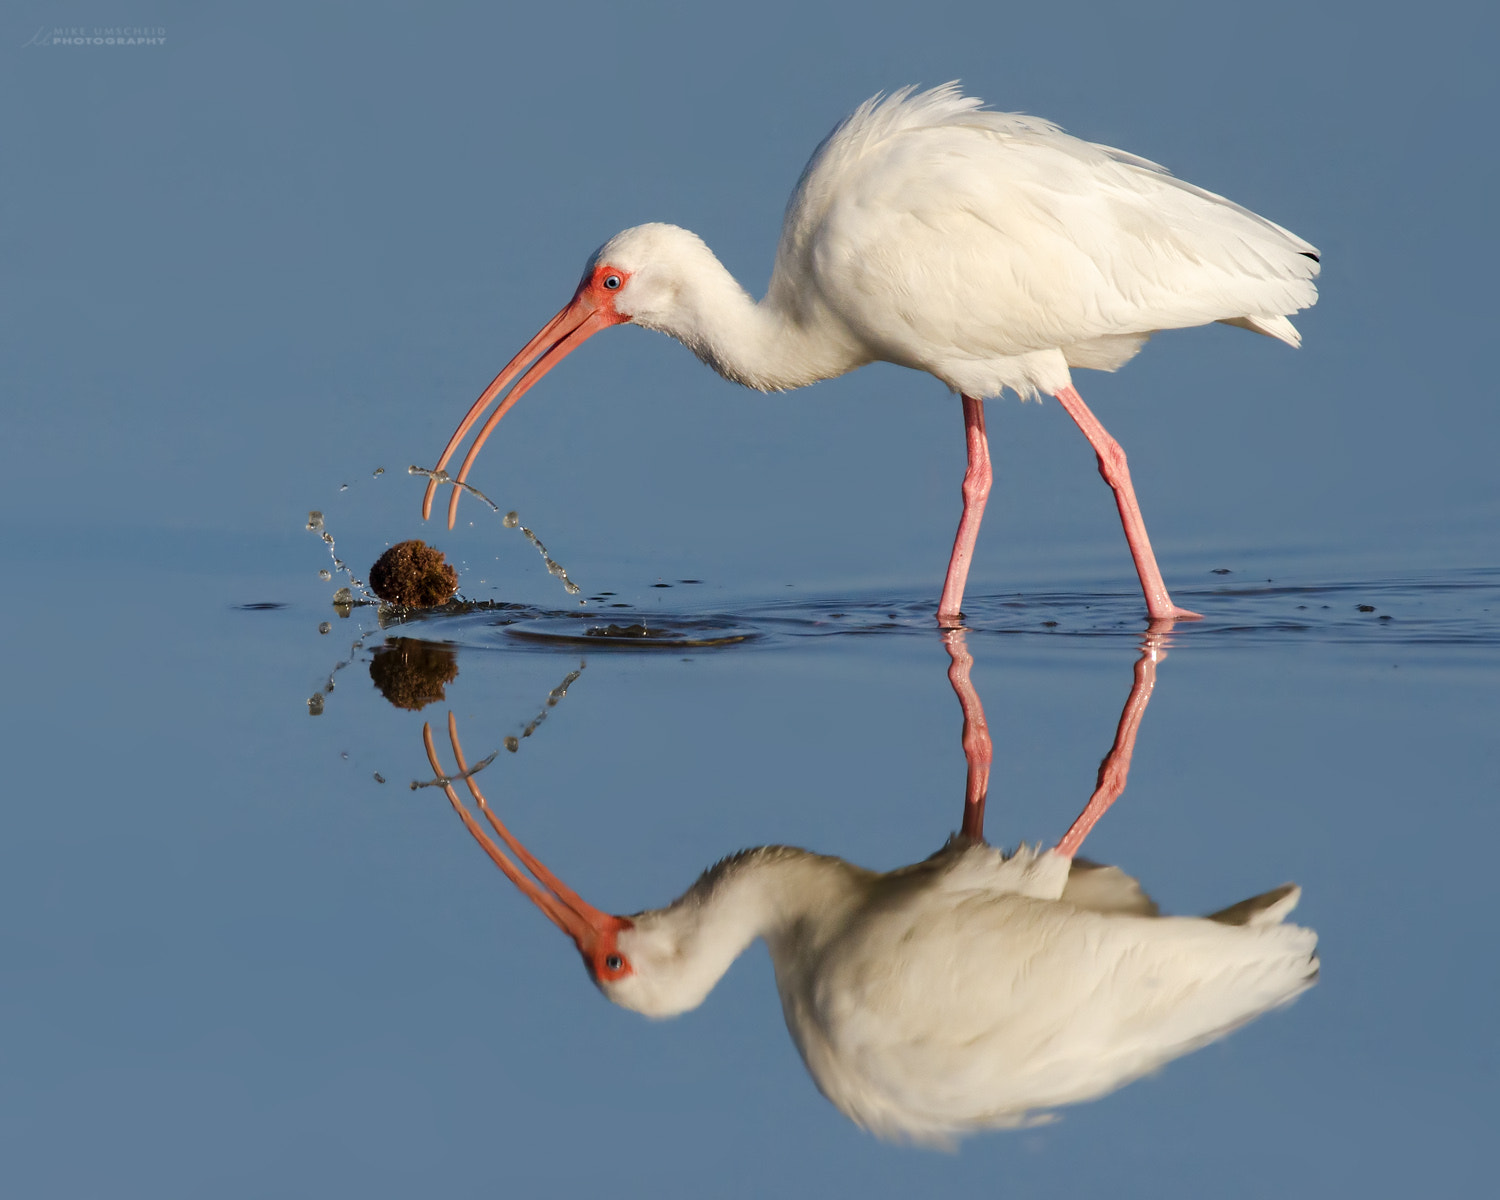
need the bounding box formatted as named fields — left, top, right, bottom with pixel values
left=591, top=845, right=831, bottom=1019
left=591, top=912, right=725, bottom=1019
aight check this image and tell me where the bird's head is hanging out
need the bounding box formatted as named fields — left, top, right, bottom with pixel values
left=590, top=909, right=735, bottom=1018
left=584, top=223, right=726, bottom=331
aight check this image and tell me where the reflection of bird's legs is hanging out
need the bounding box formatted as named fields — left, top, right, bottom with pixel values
left=1054, top=635, right=1164, bottom=858
left=937, top=395, right=992, bottom=627
left=1052, top=385, right=1202, bottom=623
left=943, top=628, right=993, bottom=841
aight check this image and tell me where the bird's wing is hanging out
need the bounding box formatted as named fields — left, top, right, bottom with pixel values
left=1062, top=858, right=1160, bottom=916
left=773, top=87, right=1318, bottom=392
left=797, top=892, right=1317, bottom=1140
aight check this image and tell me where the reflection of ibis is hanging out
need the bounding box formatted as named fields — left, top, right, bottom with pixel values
left=422, top=84, right=1319, bottom=623
left=422, top=634, right=1316, bottom=1144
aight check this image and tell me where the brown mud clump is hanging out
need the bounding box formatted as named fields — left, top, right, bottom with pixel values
left=368, top=637, right=459, bottom=711
left=368, top=540, right=459, bottom=608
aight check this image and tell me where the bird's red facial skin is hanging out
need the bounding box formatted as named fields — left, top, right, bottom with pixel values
left=583, top=264, right=633, bottom=324
left=587, top=916, right=636, bottom=984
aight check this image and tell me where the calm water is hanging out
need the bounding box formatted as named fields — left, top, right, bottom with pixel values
left=4, top=530, right=1494, bottom=1196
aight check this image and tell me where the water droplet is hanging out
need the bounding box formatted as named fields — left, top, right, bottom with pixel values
left=308, top=693, right=325, bottom=716
left=504, top=736, right=520, bottom=753
left=373, top=467, right=385, bottom=477
left=503, top=511, right=519, bottom=529
left=373, top=772, right=386, bottom=783
left=319, top=569, right=332, bottom=581
left=333, top=587, right=354, bottom=605
left=339, top=483, right=349, bottom=492
left=318, top=621, right=332, bottom=634
left=341, top=751, right=350, bottom=760
left=306, top=511, right=325, bottom=531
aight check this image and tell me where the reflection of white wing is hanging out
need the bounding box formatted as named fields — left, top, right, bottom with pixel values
left=780, top=845, right=1317, bottom=1148
left=1061, top=857, right=1160, bottom=916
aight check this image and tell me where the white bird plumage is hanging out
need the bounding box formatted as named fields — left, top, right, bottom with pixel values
left=423, top=717, right=1318, bottom=1148
left=603, top=841, right=1316, bottom=1147
left=424, top=82, right=1321, bottom=622
left=761, top=84, right=1318, bottom=399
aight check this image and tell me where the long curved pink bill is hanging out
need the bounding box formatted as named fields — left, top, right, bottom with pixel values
left=443, top=304, right=613, bottom=529
left=421, top=300, right=578, bottom=521
left=444, top=713, right=605, bottom=922
left=422, top=718, right=613, bottom=948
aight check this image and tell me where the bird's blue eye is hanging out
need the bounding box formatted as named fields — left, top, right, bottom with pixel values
left=603, top=274, right=622, bottom=290
left=605, top=954, right=624, bottom=971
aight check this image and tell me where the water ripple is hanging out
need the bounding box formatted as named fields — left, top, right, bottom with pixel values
left=366, top=567, right=1500, bottom=651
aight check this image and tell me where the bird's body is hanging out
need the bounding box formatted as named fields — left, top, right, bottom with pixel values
left=617, top=840, right=1316, bottom=1145
left=421, top=719, right=1318, bottom=1147
left=424, top=83, right=1319, bottom=621
left=711, top=87, right=1317, bottom=399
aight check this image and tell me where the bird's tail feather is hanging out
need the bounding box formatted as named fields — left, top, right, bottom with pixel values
left=1206, top=882, right=1301, bottom=927
left=1218, top=313, right=1303, bottom=347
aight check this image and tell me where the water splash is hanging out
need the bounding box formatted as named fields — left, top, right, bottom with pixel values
left=408, top=466, right=584, bottom=601
left=408, top=661, right=584, bottom=787
left=407, top=465, right=501, bottom=513
left=410, top=747, right=499, bottom=791
left=306, top=510, right=377, bottom=602
left=307, top=627, right=380, bottom=716
left=505, top=663, right=585, bottom=751
left=504, top=510, right=582, bottom=597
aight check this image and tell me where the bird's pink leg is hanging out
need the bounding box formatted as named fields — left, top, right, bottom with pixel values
left=1052, top=385, right=1201, bottom=622
left=942, top=628, right=993, bottom=840
left=937, top=395, right=992, bottom=626
left=1054, top=635, right=1163, bottom=857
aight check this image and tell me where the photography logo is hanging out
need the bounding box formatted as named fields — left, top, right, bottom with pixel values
left=23, top=26, right=167, bottom=47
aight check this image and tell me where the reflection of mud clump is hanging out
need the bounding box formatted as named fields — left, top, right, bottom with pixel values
left=368, top=540, right=459, bottom=607
left=368, top=638, right=459, bottom=710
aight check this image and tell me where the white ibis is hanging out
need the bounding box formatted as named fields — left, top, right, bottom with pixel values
left=422, top=84, right=1319, bottom=624
left=421, top=646, right=1318, bottom=1145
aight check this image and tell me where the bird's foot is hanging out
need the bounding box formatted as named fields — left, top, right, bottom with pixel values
left=936, top=609, right=966, bottom=630
left=1146, top=605, right=1203, bottom=627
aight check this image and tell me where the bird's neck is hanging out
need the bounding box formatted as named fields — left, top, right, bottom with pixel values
left=638, top=249, right=870, bottom=392
left=654, top=847, right=870, bottom=1006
